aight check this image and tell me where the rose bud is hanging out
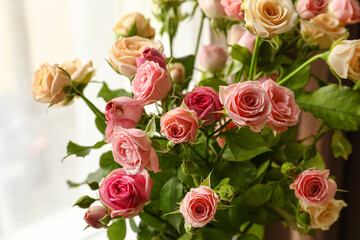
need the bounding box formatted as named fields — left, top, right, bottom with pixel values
left=160, top=107, right=199, bottom=144
left=219, top=81, right=272, bottom=132
left=290, top=169, right=337, bottom=206
left=184, top=86, right=223, bottom=126
left=296, top=0, right=328, bottom=19
left=60, top=59, right=94, bottom=85
left=329, top=0, right=360, bottom=25
left=84, top=206, right=108, bottom=229
left=300, top=198, right=347, bottom=230
left=300, top=13, right=348, bottom=49
left=132, top=61, right=171, bottom=105
left=113, top=12, right=155, bottom=39
left=227, top=24, right=256, bottom=53
left=169, top=63, right=186, bottom=83
left=199, top=45, right=227, bottom=73
left=261, top=79, right=301, bottom=135
left=136, top=47, right=167, bottom=70
left=111, top=127, right=160, bottom=174
left=328, top=40, right=360, bottom=82
left=216, top=119, right=238, bottom=148
left=242, top=0, right=298, bottom=38
left=221, top=0, right=244, bottom=21
left=105, top=97, right=143, bottom=129
left=179, top=186, right=220, bottom=228
left=99, top=169, right=152, bottom=218
left=32, top=63, right=71, bottom=104
left=197, top=0, right=226, bottom=18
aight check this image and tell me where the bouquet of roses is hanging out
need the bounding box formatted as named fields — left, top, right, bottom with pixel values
left=31, top=0, right=360, bottom=239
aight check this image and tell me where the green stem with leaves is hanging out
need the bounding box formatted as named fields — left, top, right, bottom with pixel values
left=248, top=36, right=262, bottom=80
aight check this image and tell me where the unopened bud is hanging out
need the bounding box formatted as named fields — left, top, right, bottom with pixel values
left=169, top=63, right=185, bottom=83
left=84, top=206, right=108, bottom=229
left=218, top=183, right=235, bottom=202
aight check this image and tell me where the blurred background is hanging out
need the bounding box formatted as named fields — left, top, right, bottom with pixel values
left=0, top=0, right=359, bottom=240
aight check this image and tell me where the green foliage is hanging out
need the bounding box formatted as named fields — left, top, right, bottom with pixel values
left=198, top=228, right=232, bottom=240
left=230, top=44, right=252, bottom=68
left=63, top=140, right=106, bottom=160
left=73, top=195, right=96, bottom=208
left=198, top=78, right=228, bottom=92
left=331, top=130, right=352, bottom=160
left=98, top=82, right=131, bottom=102
left=243, top=184, right=274, bottom=207
left=145, top=115, right=157, bottom=138
left=107, top=219, right=126, bottom=240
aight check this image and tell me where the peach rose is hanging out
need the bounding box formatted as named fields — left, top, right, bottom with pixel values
left=111, top=127, right=160, bottom=175
left=31, top=62, right=71, bottom=104
left=219, top=81, right=272, bottom=132
left=60, top=59, right=94, bottom=85
left=300, top=13, right=348, bottom=49
left=221, top=0, right=245, bottom=21
left=242, top=0, right=298, bottom=38
left=160, top=107, right=199, bottom=144
left=108, top=36, right=164, bottom=78
left=300, top=199, right=347, bottom=230
left=328, top=39, right=360, bottom=82
left=296, top=0, right=328, bottom=19
left=328, top=0, right=360, bottom=25
left=199, top=45, right=227, bottom=73
left=261, top=79, right=301, bottom=135
left=131, top=61, right=171, bottom=105
left=290, top=169, right=337, bottom=206
left=180, top=186, right=220, bottom=228
left=113, top=12, right=155, bottom=39
left=227, top=23, right=256, bottom=53
left=197, top=0, right=226, bottom=18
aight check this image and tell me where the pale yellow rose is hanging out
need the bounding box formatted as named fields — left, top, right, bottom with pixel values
left=108, top=36, right=164, bottom=77
left=328, top=39, right=360, bottom=81
left=32, top=63, right=71, bottom=104
left=300, top=199, right=347, bottom=231
left=60, top=59, right=94, bottom=85
left=242, top=0, right=298, bottom=38
left=113, top=12, right=155, bottom=39
left=300, top=13, right=348, bottom=49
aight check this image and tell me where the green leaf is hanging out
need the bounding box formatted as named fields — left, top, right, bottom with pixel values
left=158, top=152, right=183, bottom=170
left=127, top=20, right=138, bottom=37
left=331, top=130, right=352, bottom=160
left=271, top=184, right=285, bottom=207
left=238, top=234, right=260, bottom=240
left=129, top=218, right=139, bottom=233
left=198, top=228, right=231, bottom=240
left=256, top=160, right=270, bottom=179
left=200, top=171, right=212, bottom=187
left=107, top=219, right=126, bottom=240
left=137, top=221, right=159, bottom=240
left=99, top=151, right=120, bottom=171
left=198, top=78, right=228, bottom=92
left=214, top=178, right=230, bottom=191
left=281, top=64, right=310, bottom=90
left=98, top=82, right=131, bottom=102
left=95, top=116, right=107, bottom=134
left=178, top=233, right=194, bottom=240
left=145, top=115, right=156, bottom=138
left=63, top=140, right=106, bottom=160
left=139, top=208, right=167, bottom=232
left=230, top=44, right=252, bottom=67
left=73, top=195, right=96, bottom=208
left=296, top=84, right=360, bottom=131
left=299, top=152, right=326, bottom=171
left=243, top=184, right=274, bottom=207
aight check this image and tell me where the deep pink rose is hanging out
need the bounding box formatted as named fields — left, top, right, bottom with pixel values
left=227, top=24, right=256, bottom=53
left=132, top=61, right=171, bottom=105
left=216, top=119, right=238, bottom=148
left=219, top=81, right=272, bottom=132
left=111, top=127, right=160, bottom=174
left=99, top=168, right=152, bottom=218
left=221, top=0, right=244, bottom=21
left=105, top=97, right=143, bottom=129
left=84, top=206, right=108, bottom=229
left=184, top=86, right=223, bottom=126
left=261, top=79, right=301, bottom=135
left=329, top=0, right=360, bottom=25
left=160, top=107, right=199, bottom=144
left=104, top=121, right=115, bottom=143
left=199, top=45, right=227, bottom=73
left=136, top=47, right=167, bottom=70
left=296, top=0, right=328, bottom=19
left=290, top=169, right=337, bottom=206
left=180, top=186, right=220, bottom=228
left=258, top=73, right=278, bottom=83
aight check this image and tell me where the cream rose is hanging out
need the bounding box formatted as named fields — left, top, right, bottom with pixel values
left=300, top=13, right=348, bottom=49
left=113, top=12, right=155, bottom=39
left=60, top=59, right=94, bottom=85
left=328, top=40, right=360, bottom=81
left=108, top=36, right=164, bottom=78
left=300, top=199, right=347, bottom=230
left=31, top=62, right=71, bottom=104
left=242, top=0, right=298, bottom=38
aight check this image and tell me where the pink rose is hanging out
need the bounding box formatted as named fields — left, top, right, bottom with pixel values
left=160, top=107, right=199, bottom=144
left=104, top=121, right=115, bottom=143
left=132, top=61, right=171, bottom=105
left=261, top=79, right=301, bottom=135
left=169, top=63, right=186, bottom=83
left=111, top=127, right=160, bottom=174
left=199, top=45, right=227, bottom=73
left=329, top=0, right=360, bottom=25
left=258, top=73, right=278, bottom=83
left=198, top=0, right=226, bottom=18
left=221, top=0, right=244, bottom=21
left=216, top=119, right=238, bottom=148
left=105, top=97, right=143, bottom=129
left=227, top=24, right=256, bottom=53
left=180, top=186, right=220, bottom=228
left=290, top=169, right=337, bottom=206
left=84, top=206, right=108, bottom=229
left=184, top=87, right=223, bottom=126
left=296, top=0, right=328, bottom=19
left=219, top=81, right=272, bottom=132
left=136, top=47, right=167, bottom=70
left=99, top=168, right=152, bottom=218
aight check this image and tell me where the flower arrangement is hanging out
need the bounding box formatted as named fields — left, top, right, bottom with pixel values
left=31, top=0, right=360, bottom=239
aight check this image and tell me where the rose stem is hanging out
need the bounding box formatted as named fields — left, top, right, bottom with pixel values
left=248, top=36, right=262, bottom=80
